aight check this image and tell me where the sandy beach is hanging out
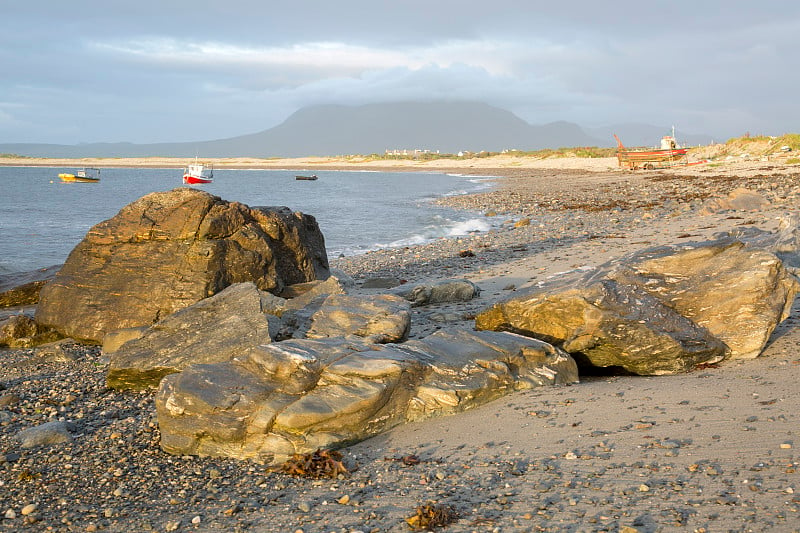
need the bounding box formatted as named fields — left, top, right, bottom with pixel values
left=1, top=155, right=799, bottom=532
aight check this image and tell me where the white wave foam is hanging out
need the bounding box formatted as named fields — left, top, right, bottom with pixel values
left=447, top=218, right=491, bottom=236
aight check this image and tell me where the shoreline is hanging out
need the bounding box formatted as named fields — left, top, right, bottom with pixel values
left=2, top=158, right=800, bottom=531
left=0, top=154, right=624, bottom=177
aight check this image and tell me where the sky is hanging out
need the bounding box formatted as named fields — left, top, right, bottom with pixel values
left=2, top=1, right=798, bottom=145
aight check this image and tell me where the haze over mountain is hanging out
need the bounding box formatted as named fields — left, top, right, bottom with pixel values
left=0, top=102, right=714, bottom=159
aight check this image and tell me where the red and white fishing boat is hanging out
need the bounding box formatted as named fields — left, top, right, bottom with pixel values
left=182, top=159, right=214, bottom=184
left=614, top=130, right=689, bottom=170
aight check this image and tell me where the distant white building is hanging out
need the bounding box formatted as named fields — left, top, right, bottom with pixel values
left=384, top=149, right=439, bottom=157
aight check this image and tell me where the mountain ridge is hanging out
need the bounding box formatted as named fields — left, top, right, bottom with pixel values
left=0, top=102, right=715, bottom=158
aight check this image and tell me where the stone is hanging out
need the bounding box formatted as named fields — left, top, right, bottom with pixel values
left=476, top=238, right=799, bottom=374
left=288, top=293, right=411, bottom=343
left=155, top=329, right=577, bottom=463
left=328, top=269, right=356, bottom=288
left=514, top=218, right=531, bottom=228
left=391, top=279, right=480, bottom=307
left=16, top=421, right=74, bottom=448
left=0, top=265, right=60, bottom=307
left=106, top=282, right=275, bottom=390
left=700, top=188, right=770, bottom=214
left=281, top=276, right=348, bottom=313
left=0, top=314, right=62, bottom=348
left=722, top=214, right=800, bottom=271
left=35, top=188, right=329, bottom=343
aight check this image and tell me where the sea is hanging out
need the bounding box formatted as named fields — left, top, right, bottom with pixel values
left=0, top=166, right=497, bottom=274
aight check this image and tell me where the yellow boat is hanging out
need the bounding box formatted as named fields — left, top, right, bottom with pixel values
left=58, top=168, right=101, bottom=183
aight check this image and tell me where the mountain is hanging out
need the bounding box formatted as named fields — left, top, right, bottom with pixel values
left=0, top=102, right=713, bottom=158
left=195, top=102, right=607, bottom=157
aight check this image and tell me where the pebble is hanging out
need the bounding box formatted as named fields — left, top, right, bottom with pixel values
left=20, top=503, right=37, bottom=516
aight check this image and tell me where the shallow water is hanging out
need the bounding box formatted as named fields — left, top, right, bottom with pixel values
left=0, top=166, right=495, bottom=273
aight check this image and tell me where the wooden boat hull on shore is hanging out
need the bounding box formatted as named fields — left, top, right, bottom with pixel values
left=617, top=147, right=689, bottom=170
left=614, top=133, right=688, bottom=170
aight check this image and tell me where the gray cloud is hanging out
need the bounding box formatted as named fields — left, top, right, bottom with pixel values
left=2, top=1, right=799, bottom=144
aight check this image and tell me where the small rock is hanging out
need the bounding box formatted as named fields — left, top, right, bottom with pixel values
left=337, top=495, right=350, bottom=505
left=21, top=503, right=37, bottom=516
left=16, top=421, right=74, bottom=448
left=0, top=393, right=20, bottom=408
left=4, top=509, right=16, bottom=519
left=297, top=502, right=311, bottom=513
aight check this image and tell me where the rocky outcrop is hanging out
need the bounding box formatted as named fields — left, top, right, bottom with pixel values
left=0, top=265, right=60, bottom=307
left=105, top=283, right=410, bottom=390
left=106, top=283, right=276, bottom=391
left=155, top=329, right=577, bottom=463
left=35, top=188, right=329, bottom=343
left=476, top=238, right=799, bottom=374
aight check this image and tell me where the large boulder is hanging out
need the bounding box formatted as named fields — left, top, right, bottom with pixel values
left=35, top=188, right=329, bottom=343
left=106, top=283, right=276, bottom=391
left=155, top=329, right=577, bottom=463
left=476, top=238, right=799, bottom=374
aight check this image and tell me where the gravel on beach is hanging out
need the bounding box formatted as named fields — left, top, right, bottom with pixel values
left=2, top=161, right=800, bottom=532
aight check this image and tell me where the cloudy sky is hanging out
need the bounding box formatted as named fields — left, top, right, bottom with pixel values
left=2, top=1, right=797, bottom=145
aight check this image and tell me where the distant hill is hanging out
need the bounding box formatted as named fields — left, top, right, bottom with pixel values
left=0, top=101, right=713, bottom=158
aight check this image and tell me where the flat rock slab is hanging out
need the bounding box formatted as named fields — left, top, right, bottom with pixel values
left=156, top=329, right=577, bottom=464
left=106, top=282, right=275, bottom=391
left=290, top=293, right=412, bottom=343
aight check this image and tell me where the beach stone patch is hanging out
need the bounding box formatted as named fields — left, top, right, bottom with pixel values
left=105, top=282, right=276, bottom=391
left=391, top=278, right=480, bottom=307
left=156, top=328, right=577, bottom=463
left=476, top=238, right=799, bottom=374
left=35, top=188, right=329, bottom=343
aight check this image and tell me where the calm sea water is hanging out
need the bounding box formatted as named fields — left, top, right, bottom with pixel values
left=0, top=166, right=495, bottom=274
